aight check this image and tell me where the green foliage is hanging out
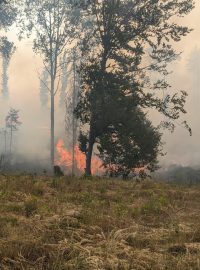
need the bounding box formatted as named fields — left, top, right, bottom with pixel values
left=22, top=0, right=78, bottom=61
left=5, top=203, right=24, bottom=214
left=79, top=131, right=88, bottom=154
left=21, top=0, right=81, bottom=170
left=5, top=108, right=21, bottom=131
left=140, top=194, right=169, bottom=214
left=76, top=0, right=194, bottom=176
left=98, top=107, right=161, bottom=178
left=132, top=193, right=169, bottom=219
left=0, top=37, right=16, bottom=60
left=0, top=0, right=17, bottom=58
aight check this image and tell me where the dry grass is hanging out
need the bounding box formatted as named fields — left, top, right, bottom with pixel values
left=0, top=175, right=200, bottom=269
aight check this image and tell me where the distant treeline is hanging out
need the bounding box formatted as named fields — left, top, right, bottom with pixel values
left=157, top=166, right=200, bottom=185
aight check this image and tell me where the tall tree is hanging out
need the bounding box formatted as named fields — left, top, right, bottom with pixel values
left=76, top=0, right=194, bottom=176
left=22, top=0, right=80, bottom=171
left=39, top=67, right=49, bottom=107
left=64, top=49, right=80, bottom=175
left=0, top=0, right=17, bottom=100
left=59, top=52, right=68, bottom=107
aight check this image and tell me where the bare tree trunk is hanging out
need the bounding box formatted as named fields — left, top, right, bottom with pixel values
left=85, top=125, right=95, bottom=176
left=2, top=57, right=9, bottom=99
left=10, top=123, right=13, bottom=156
left=50, top=79, right=55, bottom=173
left=72, top=52, right=76, bottom=175
left=4, top=129, right=7, bottom=154
left=84, top=36, right=108, bottom=176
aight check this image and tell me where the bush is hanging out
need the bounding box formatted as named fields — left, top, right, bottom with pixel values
left=24, top=197, right=38, bottom=217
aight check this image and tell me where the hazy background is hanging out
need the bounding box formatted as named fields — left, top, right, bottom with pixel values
left=0, top=1, right=200, bottom=170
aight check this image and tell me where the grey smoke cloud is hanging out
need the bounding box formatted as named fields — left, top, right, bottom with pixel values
left=0, top=1, right=200, bottom=170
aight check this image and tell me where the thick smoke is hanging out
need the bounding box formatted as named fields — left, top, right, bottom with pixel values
left=1, top=1, right=200, bottom=173
left=0, top=39, right=82, bottom=173
left=39, top=67, right=49, bottom=107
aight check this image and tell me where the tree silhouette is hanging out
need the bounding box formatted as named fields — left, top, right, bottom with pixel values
left=76, top=0, right=194, bottom=176
left=5, top=108, right=22, bottom=155
left=22, top=0, right=80, bottom=172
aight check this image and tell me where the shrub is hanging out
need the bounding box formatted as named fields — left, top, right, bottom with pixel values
left=24, top=197, right=38, bottom=217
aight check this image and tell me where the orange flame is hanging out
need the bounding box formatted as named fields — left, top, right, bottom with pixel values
left=56, top=139, right=103, bottom=175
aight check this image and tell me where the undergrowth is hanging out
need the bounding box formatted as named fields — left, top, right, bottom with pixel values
left=0, top=175, right=200, bottom=269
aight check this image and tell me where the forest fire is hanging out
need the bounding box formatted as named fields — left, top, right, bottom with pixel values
left=56, top=139, right=103, bottom=175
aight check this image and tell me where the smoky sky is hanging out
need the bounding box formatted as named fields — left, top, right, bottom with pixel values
left=0, top=1, right=200, bottom=168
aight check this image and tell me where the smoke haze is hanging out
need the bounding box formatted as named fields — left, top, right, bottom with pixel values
left=1, top=1, right=200, bottom=171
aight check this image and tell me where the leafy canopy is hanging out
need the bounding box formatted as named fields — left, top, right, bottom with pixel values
left=0, top=0, right=17, bottom=59
left=76, top=0, right=194, bottom=176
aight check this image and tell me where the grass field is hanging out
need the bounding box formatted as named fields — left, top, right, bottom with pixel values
left=0, top=175, right=200, bottom=269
